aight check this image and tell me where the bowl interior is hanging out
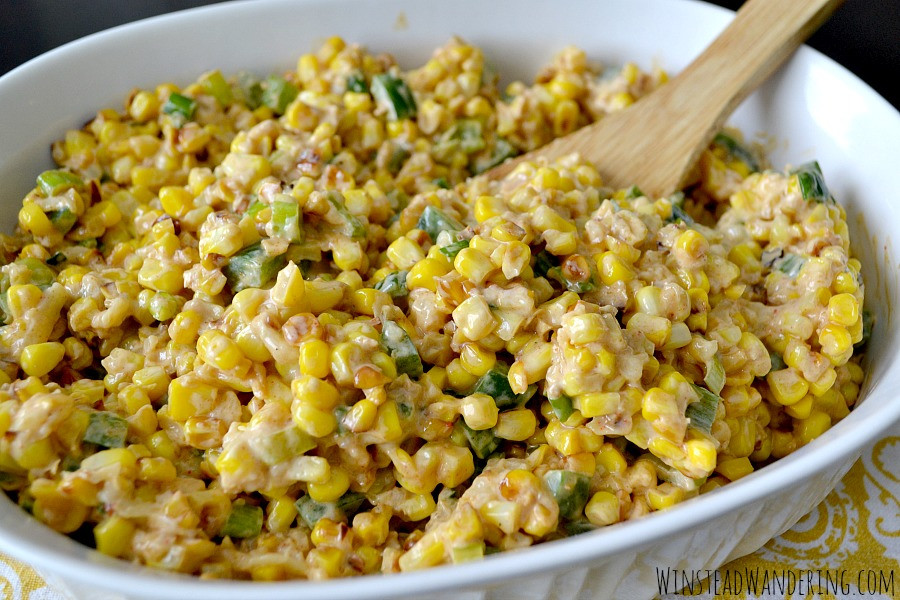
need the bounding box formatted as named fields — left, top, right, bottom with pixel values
left=0, top=0, right=899, bottom=598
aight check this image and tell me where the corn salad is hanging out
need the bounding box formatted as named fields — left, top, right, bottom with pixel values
left=0, top=37, right=868, bottom=580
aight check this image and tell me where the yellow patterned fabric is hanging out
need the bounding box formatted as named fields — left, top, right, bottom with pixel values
left=2, top=431, right=898, bottom=599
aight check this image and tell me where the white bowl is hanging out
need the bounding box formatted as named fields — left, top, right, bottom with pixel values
left=1, top=1, right=898, bottom=598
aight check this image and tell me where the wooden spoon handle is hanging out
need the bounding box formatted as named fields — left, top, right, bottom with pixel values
left=487, top=0, right=844, bottom=197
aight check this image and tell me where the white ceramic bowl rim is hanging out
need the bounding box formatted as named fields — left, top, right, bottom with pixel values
left=0, top=1, right=898, bottom=599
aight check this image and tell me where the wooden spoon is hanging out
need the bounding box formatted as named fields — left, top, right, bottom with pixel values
left=487, top=0, right=844, bottom=197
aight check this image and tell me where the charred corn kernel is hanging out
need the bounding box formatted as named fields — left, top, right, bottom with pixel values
left=298, top=339, right=330, bottom=378
left=197, top=330, right=246, bottom=371
left=716, top=456, right=753, bottom=481
left=459, top=344, right=496, bottom=377
left=386, top=237, right=425, bottom=270
left=585, top=491, right=619, bottom=526
left=407, top=258, right=449, bottom=292
left=20, top=342, right=65, bottom=377
left=494, top=409, right=536, bottom=441
left=308, top=467, right=351, bottom=503
left=795, top=410, right=831, bottom=444
left=767, top=368, right=809, bottom=406
left=19, top=204, right=55, bottom=237
left=461, top=393, right=499, bottom=430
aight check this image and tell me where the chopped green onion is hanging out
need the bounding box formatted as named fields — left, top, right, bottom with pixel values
left=666, top=192, right=695, bottom=225
left=37, top=170, right=83, bottom=197
left=565, top=520, right=598, bottom=535
left=373, top=271, right=408, bottom=298
left=221, top=503, right=263, bottom=538
left=456, top=420, right=499, bottom=460
left=775, top=253, right=805, bottom=277
left=769, top=350, right=786, bottom=372
left=47, top=208, right=77, bottom=234
left=549, top=394, right=574, bottom=422
left=854, top=309, right=873, bottom=351
left=162, top=93, right=197, bottom=121
left=16, top=258, right=55, bottom=289
left=381, top=319, right=424, bottom=378
left=388, top=146, right=411, bottom=174
left=199, top=69, right=233, bottom=106
left=261, top=75, right=299, bottom=115
left=704, top=354, right=725, bottom=395
left=533, top=250, right=558, bottom=279
left=336, top=491, right=367, bottom=517
left=434, top=119, right=485, bottom=159
left=432, top=177, right=450, bottom=189
left=624, top=185, right=645, bottom=200
left=791, top=161, right=833, bottom=204
left=326, top=192, right=366, bottom=238
left=223, top=242, right=287, bottom=292
left=271, top=200, right=303, bottom=242
left=439, top=239, right=469, bottom=260
left=46, top=252, right=67, bottom=266
left=83, top=411, right=128, bottom=448
left=644, top=454, right=704, bottom=491
left=416, top=205, right=464, bottom=242
left=255, top=426, right=315, bottom=465
left=371, top=73, right=417, bottom=120
left=687, top=384, right=720, bottom=434
left=235, top=71, right=263, bottom=109
left=713, top=132, right=760, bottom=172
left=247, top=200, right=266, bottom=217
left=295, top=495, right=342, bottom=528
left=543, top=470, right=590, bottom=520
left=472, top=138, right=518, bottom=174
left=451, top=542, right=485, bottom=564
left=474, top=365, right=518, bottom=410
left=346, top=72, right=369, bottom=94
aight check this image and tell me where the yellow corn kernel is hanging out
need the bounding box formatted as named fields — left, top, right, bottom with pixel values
left=373, top=401, right=402, bottom=443
left=474, top=195, right=506, bottom=222
left=766, top=368, right=809, bottom=406
left=271, top=263, right=307, bottom=308
left=138, top=258, right=184, bottom=293
left=131, top=366, right=170, bottom=401
left=16, top=438, right=56, bottom=470
left=795, top=410, right=831, bottom=444
left=138, top=456, right=177, bottom=483
left=292, top=402, right=336, bottom=438
left=292, top=375, right=340, bottom=411
left=585, top=491, right=620, bottom=526
left=298, top=339, right=330, bottom=378
left=596, top=444, right=627, bottom=475
left=494, top=409, right=537, bottom=441
left=674, top=229, right=709, bottom=261
left=715, top=456, right=753, bottom=481
left=19, top=342, right=65, bottom=377
left=578, top=392, right=621, bottom=418
left=649, top=437, right=685, bottom=462
left=452, top=296, right=496, bottom=340
left=386, top=237, right=425, bottom=270
left=446, top=358, right=478, bottom=392
left=785, top=394, right=814, bottom=420
left=597, top=251, right=636, bottom=285
left=197, top=330, right=246, bottom=371
left=626, top=313, right=672, bottom=348
left=648, top=484, right=686, bottom=511
left=460, top=393, right=499, bottom=430
left=459, top=343, right=496, bottom=377
left=818, top=324, right=852, bottom=359
left=407, top=258, right=449, bottom=292
left=343, top=398, right=377, bottom=433
left=308, top=467, right=351, bottom=503
left=532, top=205, right=576, bottom=233
left=167, top=377, right=218, bottom=421
left=454, top=247, right=495, bottom=284
left=684, top=438, right=717, bottom=474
